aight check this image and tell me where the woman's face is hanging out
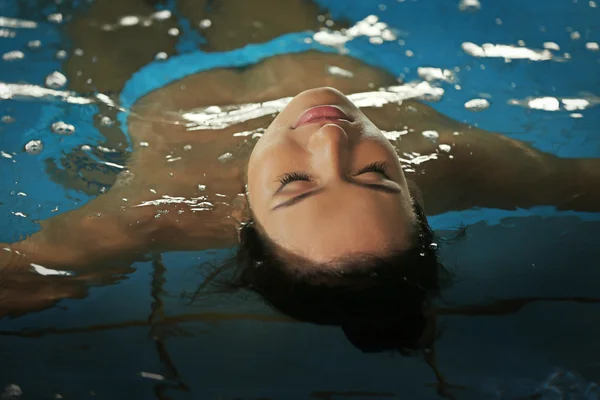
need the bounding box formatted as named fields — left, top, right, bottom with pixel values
left=247, top=87, right=415, bottom=263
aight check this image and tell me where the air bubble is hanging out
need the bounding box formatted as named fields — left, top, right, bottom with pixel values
left=25, top=140, right=43, bottom=155
left=51, top=121, right=75, bottom=135
left=45, top=71, right=67, bottom=89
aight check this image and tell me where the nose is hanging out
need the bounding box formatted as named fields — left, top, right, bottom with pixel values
left=307, top=123, right=350, bottom=180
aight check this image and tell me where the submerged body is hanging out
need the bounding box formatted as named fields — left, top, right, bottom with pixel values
left=1, top=1, right=599, bottom=317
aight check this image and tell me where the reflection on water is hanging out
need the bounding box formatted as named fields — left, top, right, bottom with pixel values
left=1, top=0, right=600, bottom=398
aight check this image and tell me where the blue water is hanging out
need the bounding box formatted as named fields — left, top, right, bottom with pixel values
left=1, top=0, right=600, bottom=398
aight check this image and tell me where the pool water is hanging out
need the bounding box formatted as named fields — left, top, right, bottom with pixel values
left=1, top=0, right=600, bottom=399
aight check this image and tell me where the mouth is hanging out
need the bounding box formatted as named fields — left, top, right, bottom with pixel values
left=293, top=105, right=352, bottom=128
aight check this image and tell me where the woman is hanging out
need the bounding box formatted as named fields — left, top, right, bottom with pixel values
left=1, top=1, right=599, bottom=352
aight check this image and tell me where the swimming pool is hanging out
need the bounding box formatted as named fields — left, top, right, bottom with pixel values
left=1, top=0, right=599, bottom=398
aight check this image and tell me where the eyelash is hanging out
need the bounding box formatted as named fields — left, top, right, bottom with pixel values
left=277, top=161, right=390, bottom=186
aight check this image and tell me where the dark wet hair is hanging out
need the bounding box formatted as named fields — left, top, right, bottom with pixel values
left=200, top=200, right=451, bottom=354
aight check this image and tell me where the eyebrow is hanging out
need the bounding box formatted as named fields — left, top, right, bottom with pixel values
left=271, top=182, right=402, bottom=211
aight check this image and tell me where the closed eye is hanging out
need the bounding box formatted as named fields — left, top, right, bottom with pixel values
left=276, top=171, right=312, bottom=186
left=353, top=160, right=390, bottom=179
left=275, top=160, right=390, bottom=191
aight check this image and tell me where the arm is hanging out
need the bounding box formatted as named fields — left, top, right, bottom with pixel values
left=366, top=101, right=600, bottom=214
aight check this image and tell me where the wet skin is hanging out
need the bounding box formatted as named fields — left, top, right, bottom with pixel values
left=0, top=0, right=599, bottom=317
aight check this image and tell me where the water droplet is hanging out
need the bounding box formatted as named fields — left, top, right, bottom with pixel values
left=139, top=141, right=149, bottom=147
left=586, top=42, right=599, bottom=51
left=177, top=209, right=184, bottom=215
left=155, top=52, right=167, bottom=60
left=199, top=19, right=212, bottom=28
left=438, top=144, right=451, bottom=153
left=429, top=242, right=438, bottom=250
left=25, top=140, right=43, bottom=155
left=198, top=184, right=206, bottom=191
left=168, top=28, right=179, bottom=36
left=218, top=152, right=233, bottom=163
left=99, top=115, right=114, bottom=126
left=119, top=16, right=139, bottom=26
left=2, top=50, right=24, bottom=61
left=2, top=384, right=22, bottom=398
left=422, top=130, right=439, bottom=142
left=55, top=49, right=67, bottom=59
left=74, top=48, right=84, bottom=56
left=405, top=49, right=414, bottom=57
left=45, top=71, right=67, bottom=89
left=458, top=0, right=481, bottom=10
left=51, top=121, right=75, bottom=135
left=419, top=252, right=425, bottom=257
left=1, top=115, right=15, bottom=124
left=47, top=13, right=63, bottom=23
left=80, top=145, right=91, bottom=151
left=152, top=10, right=172, bottom=20
left=464, top=98, right=490, bottom=111
left=183, top=144, right=192, bottom=151
left=27, top=40, right=41, bottom=49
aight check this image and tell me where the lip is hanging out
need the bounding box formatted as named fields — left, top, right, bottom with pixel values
left=293, top=105, right=351, bottom=128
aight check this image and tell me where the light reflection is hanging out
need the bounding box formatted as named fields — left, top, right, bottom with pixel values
left=182, top=83, right=444, bottom=130
left=400, top=152, right=439, bottom=165
left=100, top=10, right=172, bottom=31
left=0, top=17, right=37, bottom=29
left=0, top=82, right=123, bottom=109
left=509, top=95, right=599, bottom=111
left=30, top=263, right=74, bottom=276
left=134, top=195, right=212, bottom=209
left=462, top=42, right=555, bottom=61
left=313, top=15, right=397, bottom=48
left=382, top=130, right=408, bottom=140
left=417, top=67, right=455, bottom=83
